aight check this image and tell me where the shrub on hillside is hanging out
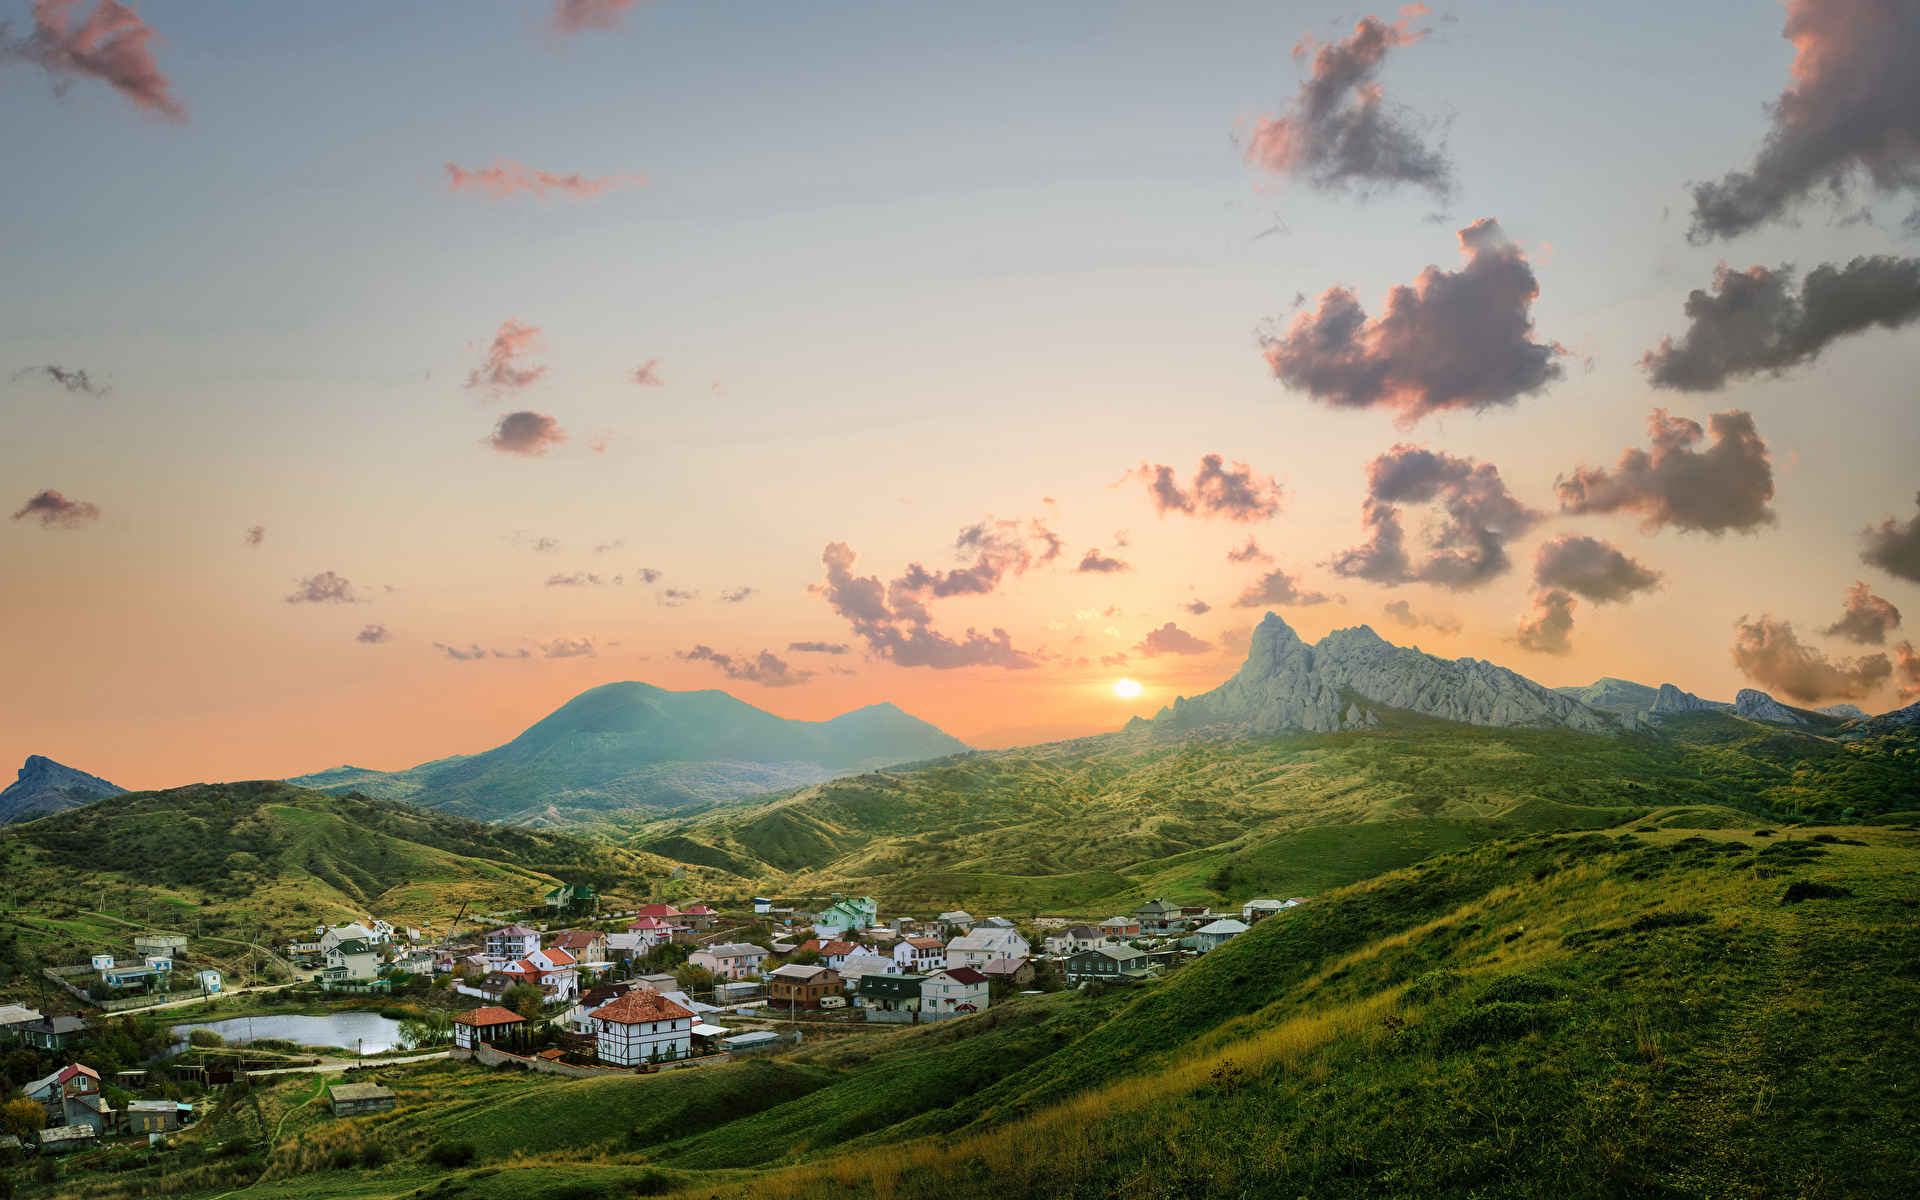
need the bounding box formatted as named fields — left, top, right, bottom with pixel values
left=1432, top=1001, right=1557, bottom=1054
left=425, top=1141, right=477, bottom=1168
left=1476, top=975, right=1563, bottom=1005
left=1782, top=881, right=1853, bottom=904
left=1404, top=969, right=1464, bottom=1004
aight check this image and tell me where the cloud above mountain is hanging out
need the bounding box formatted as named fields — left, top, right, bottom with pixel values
left=1239, top=6, right=1451, bottom=201
left=677, top=645, right=815, bottom=687
left=1233, top=566, right=1331, bottom=608
left=1329, top=444, right=1543, bottom=590
left=11, top=488, right=99, bottom=528
left=1822, top=580, right=1902, bottom=644
left=815, top=518, right=1063, bottom=669
left=1731, top=614, right=1892, bottom=702
left=1132, top=622, right=1213, bottom=657
left=1262, top=219, right=1565, bottom=425
left=1689, top=0, right=1920, bottom=241
left=1514, top=589, right=1577, bottom=656
left=1531, top=534, right=1664, bottom=604
left=444, top=158, right=645, bottom=202
left=1642, top=257, right=1920, bottom=390
left=1382, top=598, right=1459, bottom=635
left=1133, top=454, right=1288, bottom=522
left=1862, top=492, right=1920, bottom=583
left=2, top=0, right=185, bottom=122
left=1556, top=409, right=1775, bottom=535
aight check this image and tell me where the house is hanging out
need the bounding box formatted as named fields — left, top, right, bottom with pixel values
left=1094, top=916, right=1142, bottom=940
left=322, top=939, right=380, bottom=981
left=20, top=1016, right=88, bottom=1052
left=1180, top=906, right=1213, bottom=924
left=26, top=1065, right=110, bottom=1131
left=1241, top=898, right=1286, bottom=921
left=523, top=947, right=581, bottom=999
left=100, top=954, right=174, bottom=994
left=35, top=1125, right=95, bottom=1154
left=691, top=943, right=768, bottom=981
left=452, top=1005, right=527, bottom=1050
left=854, top=973, right=923, bottom=1021
left=1131, top=898, right=1182, bottom=933
left=944, top=927, right=1030, bottom=971
left=127, top=1099, right=178, bottom=1134
left=835, top=955, right=899, bottom=987
left=935, top=910, right=975, bottom=934
left=632, top=972, right=678, bottom=992
left=675, top=904, right=720, bottom=932
left=799, top=939, right=864, bottom=970
left=812, top=895, right=878, bottom=938
left=921, top=967, right=989, bottom=1018
left=327, top=1083, right=397, bottom=1117
left=1043, top=926, right=1103, bottom=957
left=767, top=964, right=843, bottom=1010
left=634, top=903, right=681, bottom=920
left=625, top=917, right=683, bottom=949
left=319, top=922, right=389, bottom=954
left=588, top=990, right=697, bottom=1065
left=1065, top=945, right=1153, bottom=983
left=752, top=897, right=776, bottom=914
left=893, top=936, right=946, bottom=971
left=1193, top=918, right=1250, bottom=953
left=543, top=882, right=598, bottom=917
left=978, top=916, right=1019, bottom=930
left=550, top=930, right=607, bottom=963
left=485, top=925, right=541, bottom=967
left=980, top=957, right=1033, bottom=986
left=604, top=933, right=644, bottom=961
left=0, top=1005, right=43, bottom=1039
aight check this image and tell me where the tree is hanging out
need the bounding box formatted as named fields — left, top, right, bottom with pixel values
left=786, top=948, right=824, bottom=967
left=501, top=983, right=544, bottom=1020
left=1, top=1098, right=45, bottom=1137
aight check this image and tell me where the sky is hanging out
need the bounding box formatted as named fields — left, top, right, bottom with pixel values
left=4, top=0, right=1920, bottom=790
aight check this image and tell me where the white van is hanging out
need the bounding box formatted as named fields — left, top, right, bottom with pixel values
left=819, top=995, right=846, bottom=1009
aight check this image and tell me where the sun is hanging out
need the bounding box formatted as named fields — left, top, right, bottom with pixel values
left=1112, top=678, right=1143, bottom=699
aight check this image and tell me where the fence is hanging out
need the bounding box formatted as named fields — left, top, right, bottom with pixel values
left=453, top=1043, right=733, bottom=1079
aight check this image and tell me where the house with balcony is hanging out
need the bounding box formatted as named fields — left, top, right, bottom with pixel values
left=854, top=973, right=924, bottom=1023
left=321, top=939, right=380, bottom=981
left=691, top=942, right=768, bottom=980
left=589, top=990, right=697, bottom=1065
left=485, top=925, right=541, bottom=967
left=25, top=1065, right=110, bottom=1132
left=892, top=936, right=946, bottom=971
left=944, top=927, right=1029, bottom=971
left=812, top=895, right=878, bottom=939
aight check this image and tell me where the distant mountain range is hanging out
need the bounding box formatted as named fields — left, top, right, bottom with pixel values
left=0, top=755, right=127, bottom=824
left=286, top=681, right=970, bottom=825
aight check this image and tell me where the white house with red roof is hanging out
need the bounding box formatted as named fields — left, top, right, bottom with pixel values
left=522, top=946, right=581, bottom=998
left=550, top=930, right=606, bottom=962
left=633, top=904, right=681, bottom=920
left=451, top=1005, right=527, bottom=1051
left=625, top=917, right=682, bottom=949
left=25, top=1064, right=110, bottom=1131
left=921, top=967, right=989, bottom=1020
left=799, top=939, right=866, bottom=970
left=588, top=990, right=697, bottom=1065
left=892, top=936, right=946, bottom=971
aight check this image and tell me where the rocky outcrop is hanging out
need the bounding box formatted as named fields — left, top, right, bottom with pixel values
left=1838, top=698, right=1920, bottom=740
left=1149, top=613, right=1616, bottom=737
left=0, top=756, right=127, bottom=823
left=1650, top=683, right=1732, bottom=715
left=1735, top=688, right=1807, bottom=725
left=1553, top=678, right=1659, bottom=714
left=1813, top=703, right=1869, bottom=720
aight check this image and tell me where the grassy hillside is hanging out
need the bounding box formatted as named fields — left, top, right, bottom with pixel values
left=91, top=815, right=1920, bottom=1200
left=0, top=780, right=686, bottom=951
left=624, top=706, right=1920, bottom=919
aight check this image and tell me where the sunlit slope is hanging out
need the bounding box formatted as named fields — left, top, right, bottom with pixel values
left=631, top=706, right=1920, bottom=911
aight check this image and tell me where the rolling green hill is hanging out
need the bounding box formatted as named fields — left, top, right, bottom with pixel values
left=288, top=683, right=969, bottom=826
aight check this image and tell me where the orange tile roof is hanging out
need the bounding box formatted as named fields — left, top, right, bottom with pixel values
left=453, top=1006, right=526, bottom=1027
left=539, top=947, right=577, bottom=966
left=588, top=990, right=696, bottom=1025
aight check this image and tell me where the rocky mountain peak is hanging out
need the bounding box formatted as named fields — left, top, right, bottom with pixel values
left=1734, top=688, right=1807, bottom=725
left=1813, top=703, right=1869, bottom=720
left=0, top=756, right=128, bottom=823
left=1651, top=683, right=1731, bottom=715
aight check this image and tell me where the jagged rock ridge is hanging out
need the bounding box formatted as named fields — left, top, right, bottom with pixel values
left=1553, top=678, right=1659, bottom=713
left=1735, top=688, right=1809, bottom=725
left=0, top=756, right=128, bottom=823
left=1814, top=703, right=1869, bottom=720
left=1651, top=683, right=1732, bottom=715
left=1149, top=613, right=1617, bottom=737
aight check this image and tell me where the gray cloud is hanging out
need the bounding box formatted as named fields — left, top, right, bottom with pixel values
left=1134, top=622, right=1213, bottom=657
left=1689, top=0, right=1920, bottom=241
left=1531, top=534, right=1664, bottom=604
left=1232, top=566, right=1331, bottom=609
left=1862, top=492, right=1920, bottom=584
left=814, top=519, right=1061, bottom=669
left=11, top=488, right=99, bottom=528
left=1514, top=589, right=1577, bottom=656
left=508, top=531, right=561, bottom=553
left=1556, top=409, right=1775, bottom=536
left=1226, top=537, right=1272, bottom=564
left=719, top=587, right=757, bottom=603
left=1643, top=256, right=1920, bottom=391
left=1239, top=8, right=1451, bottom=200
left=1182, top=599, right=1213, bottom=616
left=546, top=572, right=616, bottom=586
left=1076, top=549, right=1131, bottom=574
left=0, top=0, right=185, bottom=121
left=1898, top=641, right=1920, bottom=705
left=787, top=641, right=851, bottom=655
left=655, top=588, right=697, bottom=606
left=1134, top=455, right=1288, bottom=522
left=677, top=645, right=815, bottom=688
left=1382, top=598, right=1459, bottom=636
left=1262, top=220, right=1565, bottom=425
left=1330, top=444, right=1543, bottom=590
left=243, top=525, right=266, bottom=547
left=537, top=637, right=596, bottom=659
left=1731, top=614, right=1891, bottom=702
left=10, top=365, right=108, bottom=396
left=356, top=624, right=393, bottom=644
left=1822, top=580, right=1902, bottom=645
left=434, top=642, right=523, bottom=661
left=591, top=540, right=626, bottom=553
left=489, top=411, right=567, bottom=457
left=637, top=567, right=663, bottom=583
left=286, top=571, right=357, bottom=604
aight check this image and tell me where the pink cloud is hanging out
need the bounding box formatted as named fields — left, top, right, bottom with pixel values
left=466, top=319, right=547, bottom=393
left=632, top=359, right=665, bottom=386
left=2, top=0, right=184, bottom=122
left=443, top=158, right=645, bottom=202
left=11, top=488, right=99, bottom=528
left=489, top=411, right=567, bottom=457
left=550, top=0, right=651, bottom=35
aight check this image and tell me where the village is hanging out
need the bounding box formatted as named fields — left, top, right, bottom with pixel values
left=0, top=881, right=1311, bottom=1171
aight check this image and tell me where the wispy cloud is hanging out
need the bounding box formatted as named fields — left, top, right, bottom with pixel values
left=655, top=588, right=696, bottom=606
left=435, top=642, right=531, bottom=661
left=355, top=624, right=393, bottom=644
left=466, top=319, right=547, bottom=394
left=1, top=0, right=185, bottom=122
left=1226, top=537, right=1273, bottom=565
left=1076, top=549, right=1131, bottom=574
left=1132, top=454, right=1288, bottom=522
left=1822, top=580, right=1902, bottom=645
left=444, top=158, right=645, bottom=202
left=787, top=641, right=851, bottom=655
left=677, top=645, right=815, bottom=687
left=1133, top=622, right=1213, bottom=657
left=286, top=571, right=357, bottom=604
left=537, top=637, right=596, bottom=658
left=719, top=587, right=757, bottom=603
left=1862, top=491, right=1920, bottom=584
left=549, top=0, right=652, bottom=36
left=243, top=525, right=265, bottom=547
left=632, top=359, right=665, bottom=386
left=11, top=488, right=99, bottom=528
left=10, top=365, right=108, bottom=395
left=1382, top=598, right=1459, bottom=635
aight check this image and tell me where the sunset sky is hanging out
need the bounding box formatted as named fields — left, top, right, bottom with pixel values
left=5, top=0, right=1919, bottom=790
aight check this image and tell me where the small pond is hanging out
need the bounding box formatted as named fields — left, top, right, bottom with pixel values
left=167, top=1012, right=406, bottom=1056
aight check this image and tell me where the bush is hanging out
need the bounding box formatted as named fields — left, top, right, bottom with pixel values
left=1476, top=975, right=1563, bottom=1005
left=360, top=1142, right=389, bottom=1169
left=1404, top=969, right=1464, bottom=1004
left=1782, top=881, right=1853, bottom=904
left=187, top=1029, right=226, bottom=1047
left=1432, top=1001, right=1556, bottom=1053
left=330, top=1149, right=358, bottom=1170
left=425, top=1141, right=477, bottom=1168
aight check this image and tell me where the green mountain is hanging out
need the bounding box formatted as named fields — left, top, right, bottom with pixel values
left=1552, top=676, right=1661, bottom=713
left=286, top=682, right=970, bottom=825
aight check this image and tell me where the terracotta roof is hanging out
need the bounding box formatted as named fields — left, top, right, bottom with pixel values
left=551, top=932, right=598, bottom=948
left=628, top=917, right=676, bottom=930
left=679, top=905, right=717, bottom=914
left=494, top=925, right=539, bottom=937
left=538, top=947, right=577, bottom=967
left=452, top=1006, right=527, bottom=1027
left=937, top=967, right=988, bottom=984
left=904, top=937, right=945, bottom=950
left=635, top=904, right=682, bottom=917
left=589, top=990, right=696, bottom=1025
